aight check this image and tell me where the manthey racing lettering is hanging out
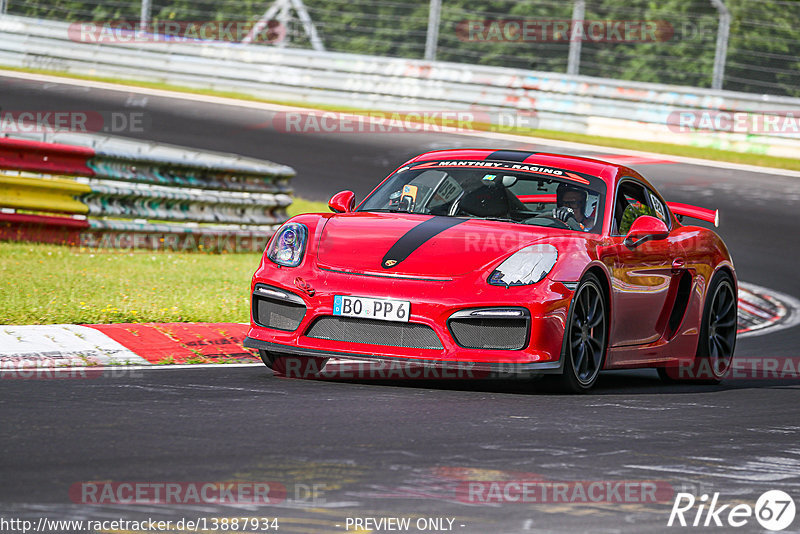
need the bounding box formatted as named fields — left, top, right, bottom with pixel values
left=411, top=160, right=590, bottom=184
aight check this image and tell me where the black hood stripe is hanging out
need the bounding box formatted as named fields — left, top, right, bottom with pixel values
left=486, top=150, right=535, bottom=162
left=382, top=217, right=465, bottom=269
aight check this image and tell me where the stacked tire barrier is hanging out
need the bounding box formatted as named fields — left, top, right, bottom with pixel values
left=0, top=133, right=295, bottom=252
left=0, top=15, right=799, bottom=158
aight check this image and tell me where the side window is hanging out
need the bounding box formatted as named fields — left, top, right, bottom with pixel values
left=613, top=181, right=654, bottom=235
left=645, top=188, right=669, bottom=226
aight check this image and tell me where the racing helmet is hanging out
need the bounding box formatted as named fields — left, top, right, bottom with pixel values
left=556, top=183, right=587, bottom=214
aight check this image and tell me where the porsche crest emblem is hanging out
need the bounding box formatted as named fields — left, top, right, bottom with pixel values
left=384, top=259, right=398, bottom=267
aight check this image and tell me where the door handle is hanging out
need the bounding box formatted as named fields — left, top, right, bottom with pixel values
left=672, top=257, right=685, bottom=269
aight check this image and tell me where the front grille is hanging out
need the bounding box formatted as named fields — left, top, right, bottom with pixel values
left=252, top=288, right=306, bottom=331
left=449, top=318, right=528, bottom=350
left=306, top=317, right=443, bottom=349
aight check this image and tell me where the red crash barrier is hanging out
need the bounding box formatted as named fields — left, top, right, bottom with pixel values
left=0, top=137, right=96, bottom=175
left=0, top=212, right=89, bottom=246
left=0, top=138, right=95, bottom=246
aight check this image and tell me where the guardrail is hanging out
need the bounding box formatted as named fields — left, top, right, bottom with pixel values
left=0, top=174, right=90, bottom=213
left=0, top=132, right=296, bottom=251
left=0, top=15, right=798, bottom=158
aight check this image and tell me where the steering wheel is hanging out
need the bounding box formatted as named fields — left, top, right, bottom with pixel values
left=448, top=192, right=465, bottom=216
left=529, top=214, right=571, bottom=228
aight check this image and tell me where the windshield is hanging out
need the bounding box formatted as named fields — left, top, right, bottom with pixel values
left=359, top=160, right=607, bottom=232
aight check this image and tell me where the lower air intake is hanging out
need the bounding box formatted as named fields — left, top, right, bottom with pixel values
left=253, top=296, right=306, bottom=331
left=306, top=317, right=443, bottom=350
left=448, top=318, right=528, bottom=350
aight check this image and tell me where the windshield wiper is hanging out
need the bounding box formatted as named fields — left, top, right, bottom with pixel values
left=472, top=216, right=518, bottom=223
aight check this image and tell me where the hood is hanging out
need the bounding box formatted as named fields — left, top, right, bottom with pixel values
left=316, top=212, right=569, bottom=278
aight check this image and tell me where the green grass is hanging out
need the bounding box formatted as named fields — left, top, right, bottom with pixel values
left=4, top=65, right=799, bottom=172
left=0, top=242, right=261, bottom=324
left=287, top=197, right=329, bottom=216
left=0, top=198, right=328, bottom=325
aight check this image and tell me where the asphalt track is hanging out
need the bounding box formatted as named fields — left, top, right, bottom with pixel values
left=2, top=74, right=800, bottom=533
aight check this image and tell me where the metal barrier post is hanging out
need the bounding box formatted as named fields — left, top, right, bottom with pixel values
left=139, top=0, right=151, bottom=31
left=567, top=0, right=585, bottom=76
left=710, top=0, right=731, bottom=90
left=424, top=0, right=441, bottom=61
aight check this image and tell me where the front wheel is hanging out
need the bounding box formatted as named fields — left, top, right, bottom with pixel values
left=550, top=273, right=608, bottom=393
left=259, top=349, right=328, bottom=378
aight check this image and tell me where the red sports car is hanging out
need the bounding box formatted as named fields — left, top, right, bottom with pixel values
left=244, top=149, right=736, bottom=392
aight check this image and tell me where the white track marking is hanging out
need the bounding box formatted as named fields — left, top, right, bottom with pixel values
left=738, top=282, right=800, bottom=338
left=0, top=281, right=796, bottom=370
left=0, top=324, right=149, bottom=365
left=2, top=69, right=800, bottom=179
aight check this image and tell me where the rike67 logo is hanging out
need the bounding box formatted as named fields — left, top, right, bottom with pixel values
left=668, top=490, right=796, bottom=530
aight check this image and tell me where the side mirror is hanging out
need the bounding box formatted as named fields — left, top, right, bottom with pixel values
left=328, top=190, right=355, bottom=213
left=624, top=215, right=669, bottom=248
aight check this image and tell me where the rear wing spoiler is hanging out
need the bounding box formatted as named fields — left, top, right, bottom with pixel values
left=667, top=202, right=719, bottom=227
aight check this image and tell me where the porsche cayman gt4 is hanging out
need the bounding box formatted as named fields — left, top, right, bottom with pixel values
left=244, top=149, right=736, bottom=392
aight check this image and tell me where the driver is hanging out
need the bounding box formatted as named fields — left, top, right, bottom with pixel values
left=552, top=183, right=592, bottom=231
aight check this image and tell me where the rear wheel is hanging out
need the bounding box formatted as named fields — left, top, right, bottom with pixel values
left=550, top=273, right=608, bottom=393
left=658, top=271, right=737, bottom=383
left=259, top=349, right=328, bottom=378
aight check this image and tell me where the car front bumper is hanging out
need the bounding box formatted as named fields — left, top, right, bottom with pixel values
left=245, top=261, right=574, bottom=373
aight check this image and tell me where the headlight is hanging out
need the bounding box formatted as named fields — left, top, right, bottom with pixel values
left=267, top=223, right=308, bottom=267
left=488, top=244, right=558, bottom=287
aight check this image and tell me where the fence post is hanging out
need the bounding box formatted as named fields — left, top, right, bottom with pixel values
left=710, top=0, right=730, bottom=90
left=567, top=0, right=585, bottom=75
left=277, top=0, right=290, bottom=48
left=0, top=0, right=8, bottom=14
left=424, top=0, right=442, bottom=61
left=290, top=0, right=325, bottom=51
left=140, top=0, right=151, bottom=31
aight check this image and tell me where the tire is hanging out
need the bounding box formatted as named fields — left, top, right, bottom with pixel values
left=549, top=273, right=608, bottom=393
left=659, top=271, right=736, bottom=384
left=259, top=349, right=328, bottom=378
left=656, top=366, right=678, bottom=383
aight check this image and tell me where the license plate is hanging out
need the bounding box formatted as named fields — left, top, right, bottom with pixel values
left=333, top=295, right=410, bottom=322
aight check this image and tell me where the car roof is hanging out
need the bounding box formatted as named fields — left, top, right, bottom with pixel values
left=407, top=149, right=628, bottom=184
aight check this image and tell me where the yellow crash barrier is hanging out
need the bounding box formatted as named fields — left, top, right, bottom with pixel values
left=0, top=174, right=90, bottom=214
